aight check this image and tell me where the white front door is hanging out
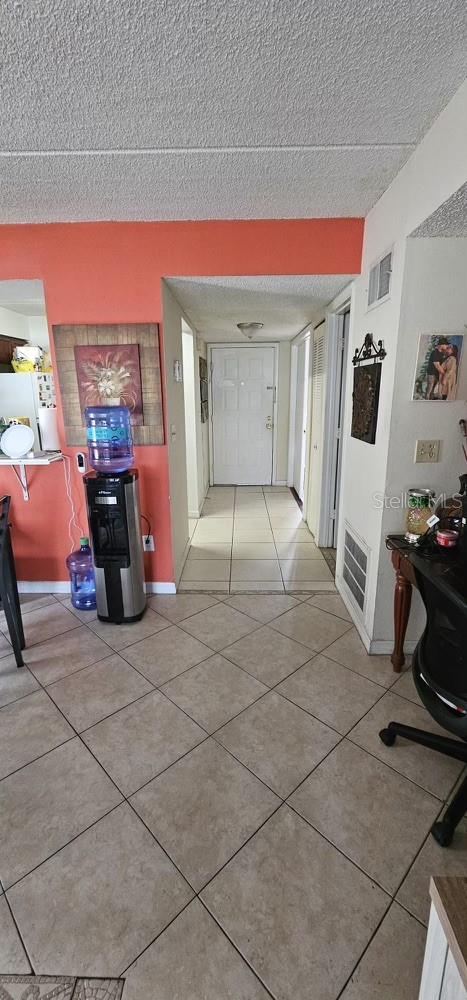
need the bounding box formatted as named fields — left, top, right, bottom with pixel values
left=292, top=339, right=310, bottom=502
left=211, top=345, right=275, bottom=485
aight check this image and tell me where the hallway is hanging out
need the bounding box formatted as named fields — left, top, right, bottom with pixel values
left=180, top=486, right=335, bottom=593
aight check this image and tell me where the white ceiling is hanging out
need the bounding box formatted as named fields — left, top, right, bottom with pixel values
left=0, top=280, right=46, bottom=316
left=411, top=182, right=467, bottom=237
left=1, top=1, right=466, bottom=223
left=167, top=275, right=353, bottom=341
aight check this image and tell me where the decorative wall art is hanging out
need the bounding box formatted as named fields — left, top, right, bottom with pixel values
left=52, top=323, right=164, bottom=446
left=351, top=334, right=386, bottom=445
left=199, top=356, right=209, bottom=423
left=412, top=333, right=464, bottom=401
left=74, top=344, right=144, bottom=424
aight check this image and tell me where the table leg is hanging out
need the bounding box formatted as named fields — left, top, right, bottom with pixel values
left=392, top=570, right=412, bottom=672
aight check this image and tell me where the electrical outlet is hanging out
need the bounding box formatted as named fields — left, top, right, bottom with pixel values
left=142, top=534, right=155, bottom=552
left=415, top=439, right=440, bottom=463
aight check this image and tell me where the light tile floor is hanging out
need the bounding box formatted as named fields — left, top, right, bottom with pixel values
left=1, top=591, right=466, bottom=999
left=182, top=486, right=336, bottom=593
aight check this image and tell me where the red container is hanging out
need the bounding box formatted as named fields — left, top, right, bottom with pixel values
left=436, top=529, right=459, bottom=549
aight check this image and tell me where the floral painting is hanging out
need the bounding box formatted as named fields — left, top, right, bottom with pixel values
left=74, top=344, right=144, bottom=424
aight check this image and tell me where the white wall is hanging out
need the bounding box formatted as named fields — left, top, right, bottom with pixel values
left=335, top=80, right=467, bottom=651
left=182, top=326, right=208, bottom=516
left=0, top=305, right=29, bottom=341
left=27, top=315, right=50, bottom=349
left=374, top=237, right=467, bottom=641
left=162, top=281, right=190, bottom=583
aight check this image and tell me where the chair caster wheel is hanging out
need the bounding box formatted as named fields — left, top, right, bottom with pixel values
left=379, top=728, right=396, bottom=747
left=431, top=820, right=454, bottom=847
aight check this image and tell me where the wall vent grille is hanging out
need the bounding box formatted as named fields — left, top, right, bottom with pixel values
left=343, top=526, right=368, bottom=612
left=368, top=250, right=392, bottom=306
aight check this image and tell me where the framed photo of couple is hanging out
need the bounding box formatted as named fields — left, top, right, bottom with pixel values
left=412, top=334, right=464, bottom=401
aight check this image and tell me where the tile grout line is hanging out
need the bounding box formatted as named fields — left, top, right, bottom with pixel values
left=1, top=880, right=36, bottom=976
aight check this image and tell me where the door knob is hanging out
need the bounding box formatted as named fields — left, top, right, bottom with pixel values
left=266, top=417, right=273, bottom=430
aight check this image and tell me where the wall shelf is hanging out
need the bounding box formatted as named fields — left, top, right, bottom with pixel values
left=0, top=451, right=63, bottom=501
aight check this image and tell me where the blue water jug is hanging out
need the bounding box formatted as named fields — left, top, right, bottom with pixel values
left=85, top=406, right=134, bottom=474
left=66, top=537, right=97, bottom=611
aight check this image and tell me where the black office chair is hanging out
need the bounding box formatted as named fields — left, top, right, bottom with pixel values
left=380, top=567, right=467, bottom=847
left=0, top=495, right=25, bottom=668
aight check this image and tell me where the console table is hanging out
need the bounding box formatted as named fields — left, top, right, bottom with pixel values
left=387, top=534, right=467, bottom=673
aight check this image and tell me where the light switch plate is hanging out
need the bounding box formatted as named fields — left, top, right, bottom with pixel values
left=415, top=439, right=440, bottom=463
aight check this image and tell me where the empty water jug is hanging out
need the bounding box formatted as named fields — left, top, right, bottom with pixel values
left=66, top=537, right=97, bottom=611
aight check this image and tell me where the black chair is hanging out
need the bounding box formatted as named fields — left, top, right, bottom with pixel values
left=0, top=495, right=25, bottom=668
left=380, top=567, right=467, bottom=847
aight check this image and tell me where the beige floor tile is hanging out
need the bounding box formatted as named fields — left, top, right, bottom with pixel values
left=290, top=740, right=440, bottom=893
left=229, top=581, right=285, bottom=592
left=124, top=899, right=270, bottom=999
left=0, top=631, right=12, bottom=658
left=277, top=654, right=384, bottom=735
left=181, top=559, right=231, bottom=582
left=47, top=654, right=153, bottom=732
left=221, top=625, right=312, bottom=686
left=270, top=603, right=352, bottom=652
left=340, top=902, right=426, bottom=1000
left=235, top=486, right=264, bottom=493
left=216, top=692, right=339, bottom=798
left=88, top=609, right=169, bottom=652
left=161, top=655, right=267, bottom=733
left=122, top=625, right=212, bottom=686
left=233, top=517, right=271, bottom=530
left=396, top=815, right=467, bottom=924
left=390, top=666, right=421, bottom=706
left=25, top=626, right=112, bottom=686
left=0, top=895, right=31, bottom=974
left=57, top=597, right=98, bottom=623
left=192, top=519, right=233, bottom=542
left=201, top=500, right=235, bottom=516
left=132, top=740, right=279, bottom=890
left=148, top=593, right=219, bottom=622
left=0, top=738, right=122, bottom=888
left=8, top=803, right=193, bottom=977
left=307, top=593, right=352, bottom=620
left=0, top=690, right=74, bottom=780
left=178, top=580, right=230, bottom=593
left=82, top=690, right=205, bottom=795
left=275, top=541, right=321, bottom=559
left=201, top=806, right=388, bottom=1000
left=231, top=542, right=277, bottom=559
left=230, top=560, right=282, bottom=582
left=280, top=559, right=333, bottom=581
left=349, top=691, right=464, bottom=799
left=7, top=603, right=81, bottom=648
left=269, top=513, right=303, bottom=526
left=234, top=507, right=269, bottom=518
left=179, top=603, right=258, bottom=651
left=325, top=628, right=398, bottom=688
left=232, top=531, right=274, bottom=544
left=0, top=654, right=39, bottom=709
left=273, top=528, right=316, bottom=543
left=225, top=594, right=299, bottom=623
left=286, top=581, right=336, bottom=592
left=0, top=594, right=56, bottom=628
left=186, top=542, right=232, bottom=559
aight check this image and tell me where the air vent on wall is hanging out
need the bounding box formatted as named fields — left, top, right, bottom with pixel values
left=342, top=525, right=368, bottom=612
left=368, top=250, right=392, bottom=307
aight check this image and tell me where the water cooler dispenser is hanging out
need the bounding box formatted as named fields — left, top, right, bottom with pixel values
left=83, top=406, right=146, bottom=623
left=84, top=470, right=146, bottom=623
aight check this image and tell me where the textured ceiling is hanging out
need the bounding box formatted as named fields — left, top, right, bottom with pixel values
left=0, top=280, right=46, bottom=315
left=167, top=275, right=353, bottom=340
left=1, top=0, right=467, bottom=222
left=411, top=183, right=467, bottom=237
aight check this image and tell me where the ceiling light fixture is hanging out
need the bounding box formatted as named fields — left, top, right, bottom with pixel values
left=236, top=322, right=264, bottom=340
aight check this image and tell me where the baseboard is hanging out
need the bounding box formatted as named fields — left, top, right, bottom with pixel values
left=145, top=582, right=177, bottom=594
left=369, top=638, right=417, bottom=655
left=19, top=580, right=177, bottom=595
left=188, top=509, right=201, bottom=519
left=175, top=538, right=191, bottom=587
left=18, top=581, right=69, bottom=594
left=273, top=480, right=287, bottom=486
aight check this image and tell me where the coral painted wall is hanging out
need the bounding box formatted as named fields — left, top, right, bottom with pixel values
left=0, top=219, right=363, bottom=584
